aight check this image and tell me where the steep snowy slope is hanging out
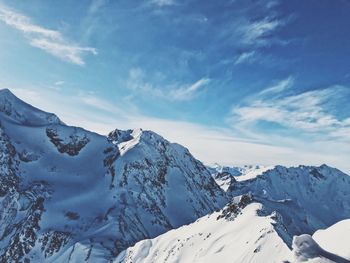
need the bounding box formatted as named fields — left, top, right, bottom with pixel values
left=115, top=195, right=350, bottom=263
left=116, top=197, right=350, bottom=263
left=312, top=219, right=350, bottom=260
left=0, top=88, right=62, bottom=126
left=292, top=234, right=350, bottom=263
left=292, top=219, right=350, bottom=262
left=115, top=195, right=293, bottom=263
left=0, top=89, right=227, bottom=262
left=229, top=165, right=350, bottom=246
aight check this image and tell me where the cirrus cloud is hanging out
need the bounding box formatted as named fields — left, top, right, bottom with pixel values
left=0, top=5, right=97, bottom=65
left=231, top=82, right=350, bottom=141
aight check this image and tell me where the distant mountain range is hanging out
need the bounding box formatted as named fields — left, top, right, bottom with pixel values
left=0, top=89, right=349, bottom=263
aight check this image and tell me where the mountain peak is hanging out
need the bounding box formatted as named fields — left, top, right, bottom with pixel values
left=0, top=88, right=63, bottom=126
left=0, top=88, right=14, bottom=96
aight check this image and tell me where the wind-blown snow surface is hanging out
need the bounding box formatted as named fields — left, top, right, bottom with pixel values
left=0, top=89, right=226, bottom=262
left=292, top=219, right=350, bottom=262
left=115, top=199, right=293, bottom=263
left=116, top=190, right=350, bottom=263
left=312, top=219, right=350, bottom=261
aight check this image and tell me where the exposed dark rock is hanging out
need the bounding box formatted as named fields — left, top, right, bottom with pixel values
left=107, top=129, right=133, bottom=144
left=40, top=231, right=70, bottom=258
left=18, top=150, right=40, bottom=163
left=309, top=168, right=325, bottom=179
left=0, top=197, right=45, bottom=262
left=217, top=194, right=253, bottom=221
left=65, top=211, right=80, bottom=220
left=46, top=128, right=89, bottom=156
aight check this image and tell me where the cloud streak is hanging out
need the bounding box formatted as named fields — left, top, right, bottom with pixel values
left=170, top=78, right=210, bottom=101
left=150, top=0, right=176, bottom=7
left=0, top=5, right=97, bottom=65
left=234, top=51, right=256, bottom=65
left=127, top=67, right=209, bottom=101
left=231, top=84, right=350, bottom=141
left=259, top=76, right=294, bottom=95
left=241, top=17, right=283, bottom=46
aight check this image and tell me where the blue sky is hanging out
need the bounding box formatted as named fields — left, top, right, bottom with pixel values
left=0, top=0, right=350, bottom=172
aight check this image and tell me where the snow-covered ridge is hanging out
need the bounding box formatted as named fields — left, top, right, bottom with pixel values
left=115, top=199, right=293, bottom=263
left=116, top=193, right=350, bottom=263
left=0, top=89, right=62, bottom=126
left=229, top=164, right=350, bottom=247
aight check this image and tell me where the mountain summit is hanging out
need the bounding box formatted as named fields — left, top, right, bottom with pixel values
left=0, top=89, right=62, bottom=126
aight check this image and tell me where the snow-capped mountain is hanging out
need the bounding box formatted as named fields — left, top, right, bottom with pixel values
left=115, top=195, right=293, bottom=263
left=208, top=164, right=273, bottom=191
left=116, top=198, right=350, bottom=263
left=0, top=89, right=226, bottom=262
left=229, top=165, right=350, bottom=247
left=116, top=166, right=350, bottom=263
left=0, top=88, right=349, bottom=263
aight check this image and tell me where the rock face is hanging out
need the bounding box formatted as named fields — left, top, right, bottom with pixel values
left=0, top=89, right=227, bottom=262
left=46, top=127, right=90, bottom=156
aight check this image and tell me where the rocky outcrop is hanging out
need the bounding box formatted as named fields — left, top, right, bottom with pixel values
left=46, top=127, right=89, bottom=156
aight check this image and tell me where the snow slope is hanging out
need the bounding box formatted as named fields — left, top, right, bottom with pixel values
left=292, top=234, right=350, bottom=263
left=115, top=196, right=293, bottom=263
left=0, top=88, right=62, bottom=126
left=292, top=219, right=350, bottom=262
left=0, top=89, right=227, bottom=262
left=116, top=199, right=350, bottom=263
left=312, top=219, right=350, bottom=260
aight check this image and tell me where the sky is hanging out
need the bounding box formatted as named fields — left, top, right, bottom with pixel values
left=0, top=0, right=350, bottom=172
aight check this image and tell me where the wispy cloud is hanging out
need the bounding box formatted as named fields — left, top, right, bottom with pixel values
left=79, top=92, right=126, bottom=116
left=219, top=10, right=289, bottom=68
left=88, top=0, right=108, bottom=14
left=0, top=5, right=97, bottom=65
left=241, top=17, right=283, bottom=46
left=54, top=81, right=65, bottom=86
left=170, top=78, right=210, bottom=100
left=127, top=67, right=209, bottom=101
left=259, top=76, right=294, bottom=95
left=234, top=51, right=256, bottom=65
left=150, top=0, right=176, bottom=7
left=231, top=84, right=350, bottom=140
